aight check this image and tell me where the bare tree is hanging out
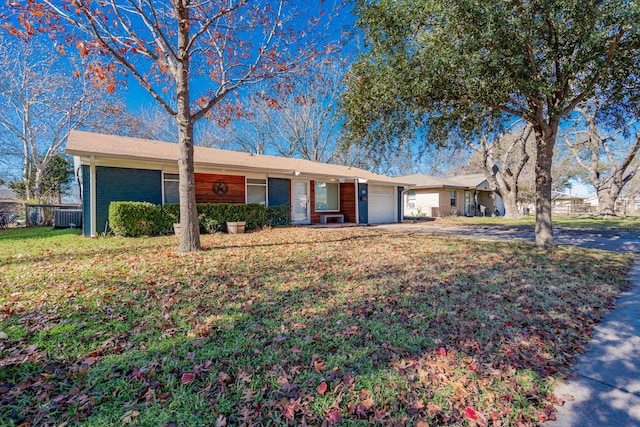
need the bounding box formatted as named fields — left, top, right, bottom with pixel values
left=563, top=102, right=640, bottom=216
left=0, top=36, right=127, bottom=202
left=226, top=63, right=345, bottom=163
left=13, top=0, right=335, bottom=252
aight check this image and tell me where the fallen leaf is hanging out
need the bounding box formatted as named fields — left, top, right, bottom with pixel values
left=464, top=406, right=479, bottom=420
left=327, top=410, right=341, bottom=424
left=361, top=396, right=375, bottom=409
left=181, top=372, right=195, bottom=384
left=314, top=359, right=326, bottom=372
left=120, top=409, right=140, bottom=424
left=437, top=347, right=446, bottom=357
left=317, top=381, right=328, bottom=394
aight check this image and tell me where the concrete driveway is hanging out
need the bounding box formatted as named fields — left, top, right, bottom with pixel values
left=372, top=222, right=640, bottom=426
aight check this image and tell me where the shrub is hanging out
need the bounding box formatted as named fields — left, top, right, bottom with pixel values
left=165, top=203, right=270, bottom=233
left=266, top=204, right=290, bottom=227
left=109, top=202, right=176, bottom=237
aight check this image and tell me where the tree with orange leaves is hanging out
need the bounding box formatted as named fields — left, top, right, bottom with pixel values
left=7, top=0, right=336, bottom=251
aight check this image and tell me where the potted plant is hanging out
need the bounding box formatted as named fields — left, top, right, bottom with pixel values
left=225, top=210, right=246, bottom=234
left=226, top=220, right=245, bottom=234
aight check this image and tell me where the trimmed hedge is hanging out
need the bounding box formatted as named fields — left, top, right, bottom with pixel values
left=110, top=202, right=287, bottom=236
left=109, top=202, right=176, bottom=237
left=164, top=203, right=275, bottom=233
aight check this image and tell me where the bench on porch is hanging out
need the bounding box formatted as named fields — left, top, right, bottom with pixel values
left=320, top=214, right=344, bottom=224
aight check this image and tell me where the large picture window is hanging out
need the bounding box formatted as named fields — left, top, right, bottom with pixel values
left=246, top=178, right=267, bottom=205
left=164, top=173, right=180, bottom=204
left=315, top=182, right=339, bottom=211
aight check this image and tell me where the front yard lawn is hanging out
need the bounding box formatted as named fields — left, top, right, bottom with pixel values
left=0, top=227, right=634, bottom=426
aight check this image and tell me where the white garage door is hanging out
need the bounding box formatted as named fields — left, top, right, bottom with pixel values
left=368, top=185, right=395, bottom=224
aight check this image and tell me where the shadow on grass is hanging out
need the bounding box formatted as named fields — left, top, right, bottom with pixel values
left=0, top=230, right=634, bottom=426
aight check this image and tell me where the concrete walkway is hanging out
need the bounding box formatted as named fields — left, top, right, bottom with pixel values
left=372, top=223, right=640, bottom=426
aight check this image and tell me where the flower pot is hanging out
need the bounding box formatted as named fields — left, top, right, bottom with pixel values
left=173, top=223, right=181, bottom=236
left=226, top=221, right=245, bottom=234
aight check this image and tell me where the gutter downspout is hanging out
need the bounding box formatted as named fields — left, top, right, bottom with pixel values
left=90, top=156, right=97, bottom=237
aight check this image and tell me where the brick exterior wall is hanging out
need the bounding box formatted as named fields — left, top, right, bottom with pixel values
left=93, top=166, right=162, bottom=235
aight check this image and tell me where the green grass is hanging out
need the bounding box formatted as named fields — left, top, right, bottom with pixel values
left=0, top=227, right=635, bottom=426
left=434, top=214, right=640, bottom=232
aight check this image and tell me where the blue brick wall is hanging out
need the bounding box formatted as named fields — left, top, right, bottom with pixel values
left=80, top=166, right=162, bottom=236
left=358, top=183, right=368, bottom=224
left=268, top=178, right=290, bottom=208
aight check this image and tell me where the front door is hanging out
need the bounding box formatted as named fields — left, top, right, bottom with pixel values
left=292, top=180, right=310, bottom=224
left=465, top=191, right=474, bottom=216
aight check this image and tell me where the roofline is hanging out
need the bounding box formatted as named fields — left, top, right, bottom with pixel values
left=405, top=184, right=475, bottom=190
left=68, top=149, right=408, bottom=187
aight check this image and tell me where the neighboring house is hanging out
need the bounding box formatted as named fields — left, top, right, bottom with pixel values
left=0, top=186, right=19, bottom=216
left=585, top=194, right=636, bottom=214
left=66, top=131, right=407, bottom=237
left=552, top=193, right=593, bottom=215
left=395, top=173, right=503, bottom=218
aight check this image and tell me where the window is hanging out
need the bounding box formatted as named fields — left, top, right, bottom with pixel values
left=246, top=178, right=267, bottom=205
left=450, top=190, right=457, bottom=207
left=164, top=173, right=180, bottom=204
left=315, top=182, right=339, bottom=211
left=407, top=190, right=416, bottom=208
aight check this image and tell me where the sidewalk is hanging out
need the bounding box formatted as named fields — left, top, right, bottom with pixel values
left=546, top=260, right=640, bottom=426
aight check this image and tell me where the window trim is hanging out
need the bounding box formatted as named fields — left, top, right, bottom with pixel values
left=246, top=177, right=267, bottom=205
left=407, top=190, right=416, bottom=208
left=314, top=181, right=340, bottom=212
left=163, top=172, right=180, bottom=205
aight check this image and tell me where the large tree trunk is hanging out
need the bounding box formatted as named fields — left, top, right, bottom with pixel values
left=533, top=122, right=557, bottom=248
left=596, top=191, right=617, bottom=216
left=501, top=193, right=520, bottom=219
left=176, top=2, right=201, bottom=253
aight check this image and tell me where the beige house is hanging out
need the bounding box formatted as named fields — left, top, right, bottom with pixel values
left=552, top=193, right=593, bottom=215
left=396, top=174, right=503, bottom=218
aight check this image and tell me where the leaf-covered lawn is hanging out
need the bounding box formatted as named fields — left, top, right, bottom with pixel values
left=0, top=227, right=634, bottom=426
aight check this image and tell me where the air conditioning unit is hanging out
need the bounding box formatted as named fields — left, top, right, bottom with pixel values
left=54, top=209, right=83, bottom=229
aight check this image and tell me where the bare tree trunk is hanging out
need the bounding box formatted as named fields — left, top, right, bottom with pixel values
left=176, top=2, right=201, bottom=253
left=596, top=190, right=617, bottom=216
left=34, top=168, right=44, bottom=201
left=501, top=194, right=520, bottom=219
left=533, top=122, right=557, bottom=248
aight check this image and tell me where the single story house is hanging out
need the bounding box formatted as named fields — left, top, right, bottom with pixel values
left=0, top=186, right=20, bottom=217
left=552, top=193, right=593, bottom=215
left=395, top=173, right=504, bottom=218
left=66, top=131, right=407, bottom=236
